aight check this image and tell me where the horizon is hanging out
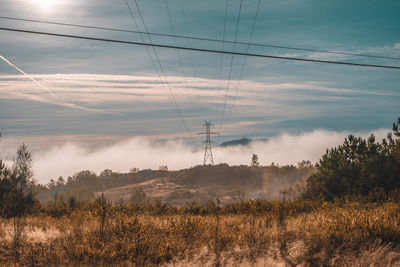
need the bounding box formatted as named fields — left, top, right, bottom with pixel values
left=0, top=0, right=399, bottom=182
left=0, top=127, right=392, bottom=183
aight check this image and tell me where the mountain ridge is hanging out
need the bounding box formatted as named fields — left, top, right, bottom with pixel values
left=219, top=138, right=268, bottom=147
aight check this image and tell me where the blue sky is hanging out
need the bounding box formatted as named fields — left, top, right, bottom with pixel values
left=0, top=0, right=399, bottom=147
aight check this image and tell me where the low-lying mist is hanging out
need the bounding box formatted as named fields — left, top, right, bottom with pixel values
left=2, top=129, right=389, bottom=183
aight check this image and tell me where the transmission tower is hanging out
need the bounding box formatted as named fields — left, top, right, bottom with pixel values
left=198, top=121, right=219, bottom=165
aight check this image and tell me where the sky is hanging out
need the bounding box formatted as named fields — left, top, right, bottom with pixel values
left=0, top=0, right=399, bottom=182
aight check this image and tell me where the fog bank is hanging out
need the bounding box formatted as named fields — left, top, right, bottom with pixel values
left=1, top=129, right=389, bottom=183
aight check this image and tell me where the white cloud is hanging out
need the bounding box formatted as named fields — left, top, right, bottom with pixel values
left=284, top=42, right=400, bottom=63
left=0, top=128, right=388, bottom=183
left=1, top=73, right=396, bottom=116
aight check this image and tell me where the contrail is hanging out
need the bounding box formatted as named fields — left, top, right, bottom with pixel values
left=0, top=54, right=58, bottom=99
left=11, top=91, right=122, bottom=116
left=0, top=54, right=121, bottom=115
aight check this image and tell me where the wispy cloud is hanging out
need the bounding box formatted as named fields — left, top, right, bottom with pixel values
left=1, top=88, right=120, bottom=115
left=0, top=61, right=123, bottom=114
left=0, top=73, right=397, bottom=140
left=276, top=43, right=400, bottom=63
left=1, top=73, right=396, bottom=106
left=0, top=54, right=58, bottom=99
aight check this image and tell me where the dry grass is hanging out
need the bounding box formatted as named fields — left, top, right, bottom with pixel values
left=0, top=200, right=399, bottom=266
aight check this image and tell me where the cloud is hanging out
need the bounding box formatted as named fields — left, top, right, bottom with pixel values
left=1, top=73, right=396, bottom=113
left=0, top=54, right=58, bottom=98
left=0, top=73, right=397, bottom=142
left=279, top=42, right=400, bottom=63
left=0, top=128, right=388, bottom=183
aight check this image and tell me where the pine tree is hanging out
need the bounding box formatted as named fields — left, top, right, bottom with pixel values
left=304, top=117, right=400, bottom=200
left=0, top=144, right=36, bottom=217
left=251, top=154, right=259, bottom=167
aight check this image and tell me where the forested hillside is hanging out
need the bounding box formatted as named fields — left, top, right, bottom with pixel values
left=36, top=162, right=314, bottom=205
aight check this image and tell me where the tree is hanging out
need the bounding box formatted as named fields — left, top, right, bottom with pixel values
left=393, top=117, right=400, bottom=137
left=56, top=176, right=65, bottom=186
left=0, top=159, right=11, bottom=216
left=100, top=169, right=113, bottom=177
left=297, top=160, right=312, bottom=169
left=1, top=144, right=36, bottom=217
left=0, top=144, right=37, bottom=252
left=159, top=165, right=168, bottom=171
left=304, top=117, right=400, bottom=200
left=392, top=117, right=400, bottom=164
left=251, top=154, right=259, bottom=167
left=129, top=167, right=139, bottom=174
left=9, top=144, right=36, bottom=217
left=47, top=179, right=56, bottom=189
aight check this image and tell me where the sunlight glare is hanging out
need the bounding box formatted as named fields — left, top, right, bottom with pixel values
left=29, top=0, right=61, bottom=12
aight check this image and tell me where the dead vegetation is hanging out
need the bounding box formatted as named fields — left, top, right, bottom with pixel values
left=0, top=199, right=399, bottom=266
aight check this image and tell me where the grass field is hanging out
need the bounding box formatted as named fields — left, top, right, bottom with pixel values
left=1, top=199, right=400, bottom=266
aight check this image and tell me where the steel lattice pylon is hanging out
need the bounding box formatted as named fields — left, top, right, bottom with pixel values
left=197, top=121, right=218, bottom=165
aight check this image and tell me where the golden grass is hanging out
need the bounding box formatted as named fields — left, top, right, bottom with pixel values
left=0, top=200, right=399, bottom=266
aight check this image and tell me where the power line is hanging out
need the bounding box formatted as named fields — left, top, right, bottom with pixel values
left=1, top=16, right=400, bottom=61
left=1, top=27, right=400, bottom=70
left=124, top=0, right=158, bottom=70
left=225, top=0, right=261, bottom=130
left=219, top=0, right=243, bottom=130
left=123, top=0, right=162, bottom=81
left=123, top=0, right=174, bottom=117
left=164, top=0, right=195, bottom=117
left=179, top=0, right=201, bottom=120
left=214, top=0, right=229, bottom=123
left=130, top=0, right=194, bottom=139
left=180, top=0, right=197, bottom=79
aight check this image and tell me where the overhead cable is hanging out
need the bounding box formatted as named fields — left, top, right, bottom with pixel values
left=1, top=16, right=399, bottom=61
left=225, top=0, right=261, bottom=130
left=1, top=27, right=400, bottom=70
left=219, top=0, right=243, bottom=130
left=131, top=0, right=194, bottom=138
left=214, top=0, right=229, bottom=122
left=164, top=0, right=195, bottom=116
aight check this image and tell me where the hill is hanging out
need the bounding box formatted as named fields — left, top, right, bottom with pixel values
left=40, top=163, right=315, bottom=205
left=220, top=138, right=253, bottom=147
left=219, top=138, right=268, bottom=147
